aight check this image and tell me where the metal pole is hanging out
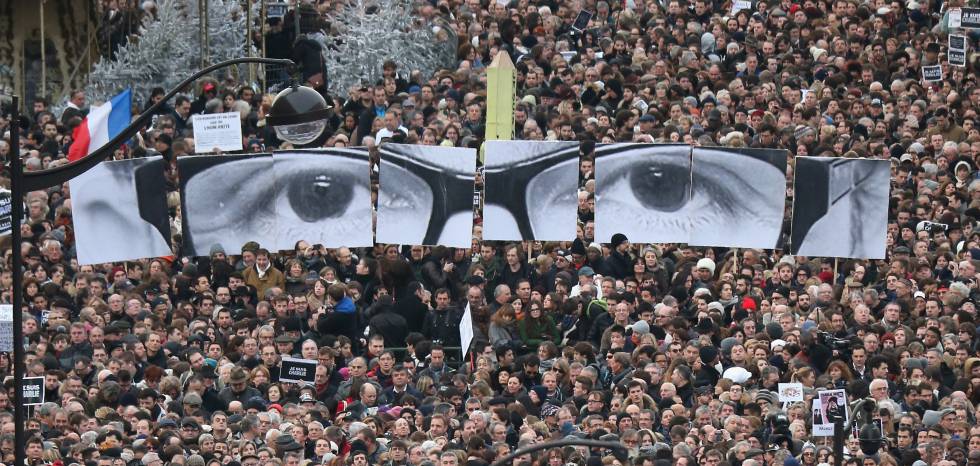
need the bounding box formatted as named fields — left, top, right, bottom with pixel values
left=293, top=0, right=300, bottom=40
left=247, top=0, right=255, bottom=85
left=261, top=0, right=267, bottom=92
left=199, top=0, right=206, bottom=69
left=203, top=0, right=210, bottom=67
left=40, top=0, right=46, bottom=99
left=833, top=418, right=845, bottom=466
left=10, top=95, right=26, bottom=466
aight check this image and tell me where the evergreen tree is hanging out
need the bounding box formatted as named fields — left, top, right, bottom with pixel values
left=83, top=0, right=255, bottom=108
left=318, top=0, right=458, bottom=97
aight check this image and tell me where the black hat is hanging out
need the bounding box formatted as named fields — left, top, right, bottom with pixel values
left=611, top=233, right=629, bottom=248
left=283, top=316, right=303, bottom=332
left=571, top=238, right=587, bottom=256
left=699, top=346, right=719, bottom=365
left=276, top=434, right=304, bottom=452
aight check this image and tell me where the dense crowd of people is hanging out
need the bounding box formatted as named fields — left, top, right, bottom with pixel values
left=2, top=0, right=980, bottom=465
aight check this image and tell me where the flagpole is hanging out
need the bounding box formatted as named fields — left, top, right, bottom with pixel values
left=21, top=57, right=294, bottom=192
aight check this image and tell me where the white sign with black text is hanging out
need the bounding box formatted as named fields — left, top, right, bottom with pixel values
left=731, top=0, right=752, bottom=13
left=0, top=305, right=12, bottom=353
left=192, top=112, right=244, bottom=153
left=279, top=357, right=318, bottom=384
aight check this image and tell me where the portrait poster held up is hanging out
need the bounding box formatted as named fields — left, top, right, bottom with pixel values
left=813, top=388, right=849, bottom=436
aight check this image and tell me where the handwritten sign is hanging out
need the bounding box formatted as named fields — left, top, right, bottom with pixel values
left=192, top=112, right=243, bottom=153
left=778, top=382, right=804, bottom=402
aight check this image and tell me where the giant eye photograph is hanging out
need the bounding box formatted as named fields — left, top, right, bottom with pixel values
left=178, top=153, right=277, bottom=257
left=71, top=157, right=173, bottom=265
left=482, top=140, right=579, bottom=241
left=791, top=157, right=890, bottom=259
left=272, top=149, right=373, bottom=250
left=376, top=143, right=476, bottom=248
left=688, top=147, right=788, bottom=249
left=594, top=143, right=694, bottom=244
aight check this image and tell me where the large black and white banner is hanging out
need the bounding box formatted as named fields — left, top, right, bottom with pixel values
left=272, top=149, right=373, bottom=250
left=950, top=7, right=980, bottom=29
left=178, top=153, right=277, bottom=257
left=72, top=157, right=172, bottom=264
left=377, top=144, right=476, bottom=247
left=689, top=147, right=787, bottom=249
left=791, top=157, right=889, bottom=259
left=594, top=143, right=694, bottom=244
left=483, top=141, right=579, bottom=241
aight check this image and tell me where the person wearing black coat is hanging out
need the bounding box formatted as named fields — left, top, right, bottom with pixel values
left=422, top=292, right=463, bottom=346
left=368, top=295, right=408, bottom=349
left=420, top=246, right=457, bottom=293
left=317, top=283, right=360, bottom=350
left=603, top=233, right=632, bottom=279
left=695, top=346, right=721, bottom=389
left=393, top=282, right=429, bottom=334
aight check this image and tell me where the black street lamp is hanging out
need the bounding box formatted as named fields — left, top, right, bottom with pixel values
left=8, top=56, right=332, bottom=465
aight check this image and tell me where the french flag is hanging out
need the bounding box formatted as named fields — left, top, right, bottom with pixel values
left=67, top=89, right=132, bottom=162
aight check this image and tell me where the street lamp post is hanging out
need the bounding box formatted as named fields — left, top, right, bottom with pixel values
left=8, top=56, right=331, bottom=465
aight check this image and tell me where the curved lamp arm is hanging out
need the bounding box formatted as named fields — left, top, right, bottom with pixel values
left=489, top=439, right=627, bottom=466
left=22, top=57, right=296, bottom=192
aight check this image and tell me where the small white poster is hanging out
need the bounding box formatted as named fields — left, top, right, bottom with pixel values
left=192, top=112, right=244, bottom=153
left=950, top=8, right=962, bottom=28
left=811, top=399, right=834, bottom=436
left=778, top=382, right=804, bottom=402
left=731, top=0, right=752, bottom=13
left=0, top=304, right=11, bottom=352
left=812, top=388, right=849, bottom=436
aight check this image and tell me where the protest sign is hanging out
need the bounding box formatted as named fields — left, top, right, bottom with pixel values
left=192, top=112, right=244, bottom=153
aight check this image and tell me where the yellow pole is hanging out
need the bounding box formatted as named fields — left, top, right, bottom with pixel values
left=485, top=51, right=516, bottom=151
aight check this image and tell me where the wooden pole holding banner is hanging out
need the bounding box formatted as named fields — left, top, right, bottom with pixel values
left=833, top=258, right=838, bottom=285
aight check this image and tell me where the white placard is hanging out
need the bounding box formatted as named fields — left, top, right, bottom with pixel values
left=950, top=8, right=962, bottom=28
left=732, top=0, right=752, bottom=13
left=778, top=382, right=804, bottom=402
left=0, top=304, right=11, bottom=352
left=192, top=112, right=244, bottom=153
left=811, top=399, right=834, bottom=436
left=460, top=303, right=474, bottom=358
